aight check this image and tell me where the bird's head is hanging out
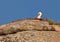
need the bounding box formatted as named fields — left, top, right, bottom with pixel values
left=38, top=12, right=42, bottom=16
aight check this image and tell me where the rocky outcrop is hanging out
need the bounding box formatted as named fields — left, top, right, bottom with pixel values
left=0, top=31, right=60, bottom=42
left=0, top=18, right=60, bottom=42
left=0, top=19, right=55, bottom=35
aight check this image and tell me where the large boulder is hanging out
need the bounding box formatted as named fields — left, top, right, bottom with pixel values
left=0, top=19, right=55, bottom=34
left=0, top=18, right=60, bottom=42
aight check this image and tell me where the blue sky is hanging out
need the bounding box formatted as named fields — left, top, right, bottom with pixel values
left=0, top=0, right=60, bottom=24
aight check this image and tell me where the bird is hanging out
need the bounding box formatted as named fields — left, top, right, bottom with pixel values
left=36, top=12, right=42, bottom=19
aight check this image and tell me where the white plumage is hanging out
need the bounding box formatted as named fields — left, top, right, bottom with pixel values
left=36, top=12, right=42, bottom=19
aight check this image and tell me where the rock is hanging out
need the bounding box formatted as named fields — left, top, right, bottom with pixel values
left=0, top=31, right=60, bottom=42
left=0, top=19, right=55, bottom=34
left=0, top=18, right=60, bottom=42
left=52, top=25, right=60, bottom=31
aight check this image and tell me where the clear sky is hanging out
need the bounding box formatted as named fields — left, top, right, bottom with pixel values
left=0, top=0, right=60, bottom=24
